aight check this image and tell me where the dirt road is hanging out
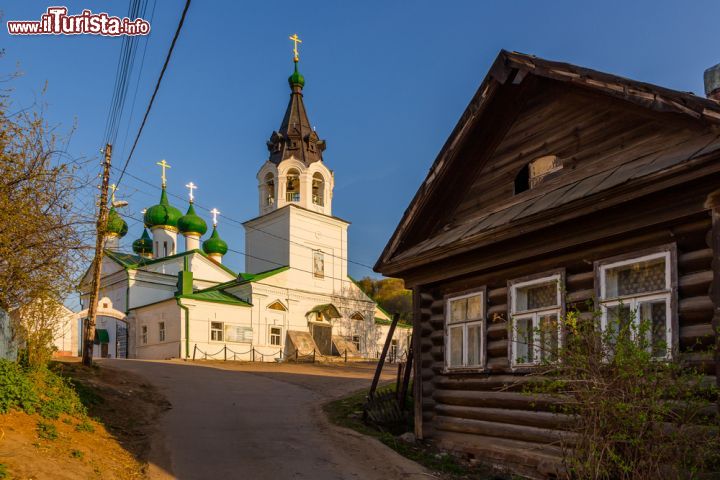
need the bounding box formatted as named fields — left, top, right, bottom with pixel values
left=101, top=359, right=428, bottom=480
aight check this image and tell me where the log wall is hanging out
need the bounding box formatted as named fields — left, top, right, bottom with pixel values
left=414, top=214, right=717, bottom=477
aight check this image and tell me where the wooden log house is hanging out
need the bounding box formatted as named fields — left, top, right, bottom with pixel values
left=374, top=51, right=720, bottom=478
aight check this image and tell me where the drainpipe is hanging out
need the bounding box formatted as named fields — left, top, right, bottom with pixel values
left=177, top=298, right=190, bottom=359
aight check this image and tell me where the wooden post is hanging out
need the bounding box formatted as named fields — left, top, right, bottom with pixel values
left=295, top=349, right=299, bottom=362
left=224, top=345, right=227, bottom=361
left=367, top=313, right=400, bottom=402
left=312, top=348, right=316, bottom=363
left=82, top=144, right=113, bottom=367
left=705, top=193, right=720, bottom=409
left=399, top=342, right=414, bottom=410
left=252, top=348, right=255, bottom=362
left=193, top=344, right=197, bottom=360
left=344, top=349, right=348, bottom=363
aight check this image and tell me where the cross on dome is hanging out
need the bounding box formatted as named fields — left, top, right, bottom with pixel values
left=210, top=208, right=220, bottom=227
left=156, top=159, right=171, bottom=187
left=289, top=33, right=302, bottom=62
left=109, top=183, right=118, bottom=204
left=185, top=182, right=197, bottom=203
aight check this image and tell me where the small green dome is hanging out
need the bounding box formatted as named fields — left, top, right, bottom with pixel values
left=144, top=187, right=183, bottom=229
left=132, top=228, right=153, bottom=255
left=178, top=203, right=208, bottom=236
left=203, top=226, right=228, bottom=256
left=288, top=63, right=305, bottom=89
left=106, top=207, right=128, bottom=238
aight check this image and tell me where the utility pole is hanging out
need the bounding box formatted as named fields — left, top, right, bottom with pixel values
left=82, top=144, right=113, bottom=366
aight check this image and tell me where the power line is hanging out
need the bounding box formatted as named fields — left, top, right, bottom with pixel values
left=110, top=165, right=378, bottom=271
left=115, top=0, right=192, bottom=189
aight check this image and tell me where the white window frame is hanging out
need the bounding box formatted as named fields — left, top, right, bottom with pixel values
left=158, top=321, right=165, bottom=342
left=141, top=325, right=147, bottom=345
left=269, top=326, right=282, bottom=346
left=444, top=289, right=486, bottom=371
left=351, top=335, right=361, bottom=351
left=509, top=273, right=563, bottom=367
left=598, top=250, right=673, bottom=360
left=210, top=321, right=224, bottom=342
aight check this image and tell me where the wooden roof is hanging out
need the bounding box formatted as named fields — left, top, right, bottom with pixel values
left=375, top=50, right=720, bottom=275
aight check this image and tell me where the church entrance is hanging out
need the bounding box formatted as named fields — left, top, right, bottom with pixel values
left=311, top=323, right=332, bottom=355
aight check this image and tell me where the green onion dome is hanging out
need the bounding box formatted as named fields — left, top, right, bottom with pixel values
left=203, top=226, right=228, bottom=256
left=106, top=207, right=128, bottom=238
left=144, top=187, right=183, bottom=230
left=132, top=228, right=153, bottom=255
left=288, top=63, right=305, bottom=89
left=178, top=203, right=207, bottom=236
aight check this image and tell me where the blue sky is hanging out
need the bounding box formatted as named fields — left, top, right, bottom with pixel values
left=4, top=0, right=720, bottom=280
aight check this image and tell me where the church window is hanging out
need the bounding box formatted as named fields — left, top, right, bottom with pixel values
left=350, top=312, right=364, bottom=321
left=159, top=322, right=165, bottom=342
left=264, top=173, right=275, bottom=206
left=352, top=335, right=360, bottom=351
left=286, top=169, right=300, bottom=202
left=312, top=173, right=325, bottom=206
left=390, top=339, right=398, bottom=361
left=270, top=326, right=282, bottom=346
left=163, top=241, right=168, bottom=257
left=211, top=321, right=224, bottom=341
left=267, top=301, right=287, bottom=311
left=141, top=325, right=147, bottom=345
left=313, top=250, right=325, bottom=279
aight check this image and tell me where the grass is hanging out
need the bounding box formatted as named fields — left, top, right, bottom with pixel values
left=324, top=386, right=509, bottom=479
left=0, top=463, right=8, bottom=479
left=36, top=420, right=58, bottom=441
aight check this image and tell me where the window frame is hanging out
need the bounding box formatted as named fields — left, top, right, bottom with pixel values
left=595, top=246, right=677, bottom=360
left=210, top=321, right=224, bottom=342
left=158, top=321, right=165, bottom=342
left=351, top=335, right=361, bottom=351
left=269, top=326, right=282, bottom=346
left=443, top=286, right=487, bottom=372
left=141, top=325, right=147, bottom=345
left=508, top=271, right=565, bottom=368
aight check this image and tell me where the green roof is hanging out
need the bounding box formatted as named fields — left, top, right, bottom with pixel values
left=144, top=187, right=183, bottom=229
left=374, top=317, right=412, bottom=328
left=94, top=329, right=110, bottom=344
left=178, top=289, right=251, bottom=307
left=104, top=249, right=237, bottom=277
left=237, top=266, right=289, bottom=284
left=178, top=203, right=208, bottom=236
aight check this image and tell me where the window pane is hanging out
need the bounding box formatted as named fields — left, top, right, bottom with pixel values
left=450, top=298, right=467, bottom=323
left=515, top=281, right=558, bottom=312
left=467, top=324, right=482, bottom=366
left=449, top=326, right=463, bottom=367
left=466, top=294, right=483, bottom=320
left=514, top=317, right=534, bottom=364
left=539, top=314, right=558, bottom=362
left=605, top=304, right=632, bottom=350
left=605, top=257, right=666, bottom=298
left=640, top=300, right=668, bottom=358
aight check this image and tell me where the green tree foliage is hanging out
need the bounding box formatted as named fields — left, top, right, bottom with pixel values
left=527, top=306, right=720, bottom=479
left=356, top=277, right=412, bottom=322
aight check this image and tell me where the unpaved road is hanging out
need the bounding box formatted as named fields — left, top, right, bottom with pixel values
left=101, top=359, right=428, bottom=480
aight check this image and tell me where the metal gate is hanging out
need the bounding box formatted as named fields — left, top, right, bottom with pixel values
left=116, top=321, right=128, bottom=358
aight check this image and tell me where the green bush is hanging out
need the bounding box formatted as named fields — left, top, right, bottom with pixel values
left=0, top=359, right=86, bottom=419
left=36, top=420, right=58, bottom=440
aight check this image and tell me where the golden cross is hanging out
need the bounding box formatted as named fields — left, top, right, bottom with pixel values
left=185, top=182, right=197, bottom=203
left=156, top=159, right=171, bottom=187
left=109, top=183, right=118, bottom=204
left=210, top=208, right=220, bottom=227
left=289, top=33, right=302, bottom=62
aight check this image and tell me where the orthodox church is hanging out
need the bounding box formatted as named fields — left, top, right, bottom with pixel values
left=78, top=45, right=410, bottom=361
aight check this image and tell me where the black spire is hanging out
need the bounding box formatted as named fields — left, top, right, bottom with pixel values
left=266, top=62, right=326, bottom=165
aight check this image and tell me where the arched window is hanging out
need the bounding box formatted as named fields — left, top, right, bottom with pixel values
left=267, top=300, right=287, bottom=311
left=350, top=312, right=364, bottom=321
left=264, top=173, right=275, bottom=206
left=286, top=169, right=300, bottom=202
left=312, top=172, right=325, bottom=206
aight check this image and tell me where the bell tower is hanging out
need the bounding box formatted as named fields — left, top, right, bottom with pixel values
left=244, top=36, right=348, bottom=294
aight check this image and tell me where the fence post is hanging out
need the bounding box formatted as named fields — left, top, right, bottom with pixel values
left=252, top=348, right=255, bottom=362
left=224, top=345, right=227, bottom=361
left=192, top=344, right=197, bottom=361
left=312, top=348, right=316, bottom=363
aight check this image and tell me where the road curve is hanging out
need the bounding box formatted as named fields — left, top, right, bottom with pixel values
left=101, top=359, right=428, bottom=480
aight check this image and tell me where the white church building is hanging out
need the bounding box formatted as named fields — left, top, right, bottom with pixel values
left=78, top=54, right=410, bottom=361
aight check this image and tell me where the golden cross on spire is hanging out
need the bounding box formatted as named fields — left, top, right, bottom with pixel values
left=185, top=182, right=197, bottom=203
left=210, top=208, right=220, bottom=227
left=109, top=183, right=118, bottom=204
left=156, top=159, right=171, bottom=187
left=289, top=33, right=302, bottom=62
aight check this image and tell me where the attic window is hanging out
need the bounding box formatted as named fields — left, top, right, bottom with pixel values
left=514, top=155, right=562, bottom=194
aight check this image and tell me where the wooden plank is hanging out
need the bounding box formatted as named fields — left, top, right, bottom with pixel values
left=434, top=415, right=573, bottom=445
left=679, top=248, right=713, bottom=273
left=435, top=404, right=575, bottom=430
left=433, top=389, right=565, bottom=411
left=679, top=270, right=712, bottom=297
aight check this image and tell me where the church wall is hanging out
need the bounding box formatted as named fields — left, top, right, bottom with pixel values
left=132, top=300, right=182, bottom=359
left=287, top=207, right=348, bottom=296
left=188, top=254, right=236, bottom=284
left=245, top=209, right=291, bottom=274
left=184, top=300, right=255, bottom=360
